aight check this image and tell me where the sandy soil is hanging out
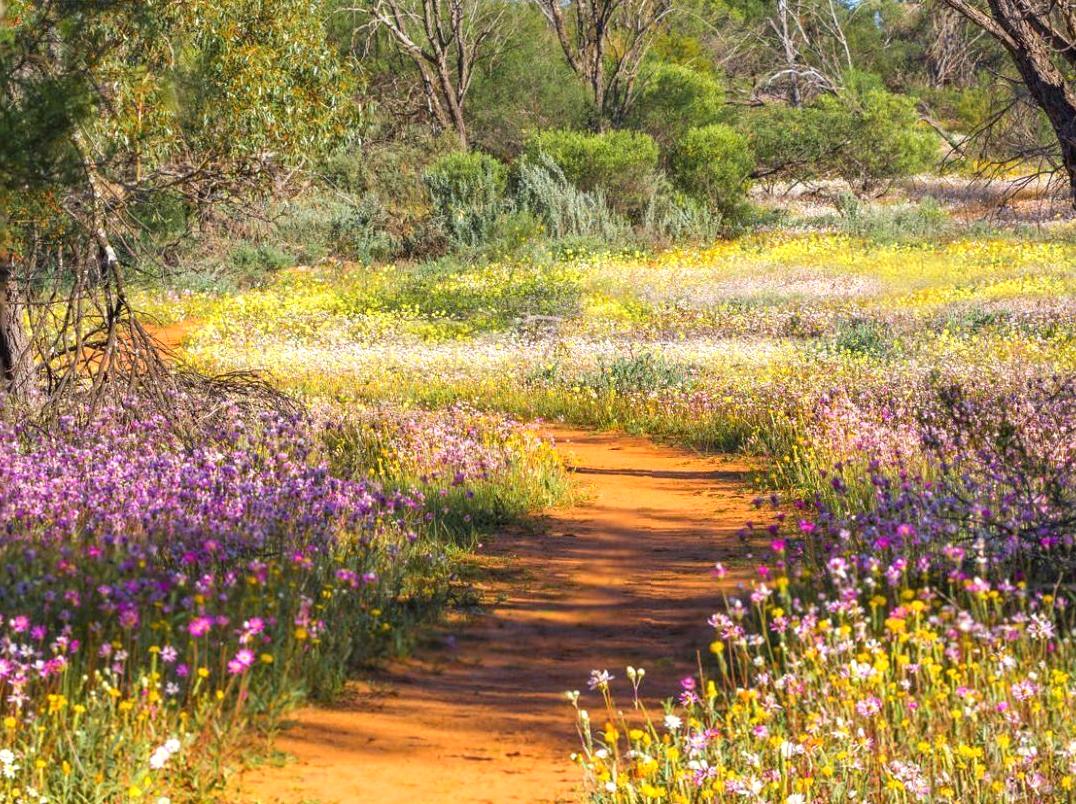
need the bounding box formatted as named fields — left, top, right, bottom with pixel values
left=148, top=319, right=202, bottom=353
left=235, top=426, right=755, bottom=804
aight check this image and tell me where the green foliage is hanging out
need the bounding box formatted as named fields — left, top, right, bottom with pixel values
left=525, top=129, right=660, bottom=217
left=321, top=128, right=458, bottom=258
left=578, top=352, right=694, bottom=395
left=627, top=63, right=725, bottom=149
left=323, top=199, right=401, bottom=264
left=228, top=242, right=295, bottom=275
left=641, top=181, right=726, bottom=242
left=747, top=84, right=938, bottom=189
left=423, top=151, right=510, bottom=248
left=466, top=5, right=592, bottom=159
left=819, top=86, right=938, bottom=188
left=176, top=0, right=355, bottom=167
left=833, top=316, right=895, bottom=357
left=275, top=194, right=400, bottom=265
left=515, top=155, right=631, bottom=242
left=0, top=0, right=354, bottom=258
left=668, top=124, right=754, bottom=215
left=477, top=211, right=547, bottom=261
left=745, top=103, right=835, bottom=185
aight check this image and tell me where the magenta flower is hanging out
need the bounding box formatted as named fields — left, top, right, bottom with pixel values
left=227, top=648, right=256, bottom=675
left=856, top=696, right=882, bottom=718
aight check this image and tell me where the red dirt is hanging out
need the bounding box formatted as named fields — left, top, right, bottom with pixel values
left=236, top=426, right=755, bottom=804
left=149, top=319, right=201, bottom=352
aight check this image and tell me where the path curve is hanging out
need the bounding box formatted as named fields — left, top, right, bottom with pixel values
left=237, top=426, right=755, bottom=803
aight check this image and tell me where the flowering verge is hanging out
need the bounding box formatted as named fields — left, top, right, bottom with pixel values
left=0, top=400, right=564, bottom=801
left=571, top=379, right=1076, bottom=803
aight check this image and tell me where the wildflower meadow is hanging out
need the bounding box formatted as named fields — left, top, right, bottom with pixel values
left=133, top=228, right=1076, bottom=800
left=6, top=3, right=1076, bottom=797
left=0, top=400, right=564, bottom=799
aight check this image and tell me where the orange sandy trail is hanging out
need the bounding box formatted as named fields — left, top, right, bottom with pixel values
left=149, top=319, right=201, bottom=352
left=237, top=426, right=755, bottom=804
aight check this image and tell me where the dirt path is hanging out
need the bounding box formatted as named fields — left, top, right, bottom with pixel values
left=237, top=426, right=754, bottom=804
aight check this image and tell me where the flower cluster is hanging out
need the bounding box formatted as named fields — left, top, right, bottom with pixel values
left=571, top=377, right=1076, bottom=802
left=159, top=232, right=1074, bottom=511
left=0, top=399, right=563, bottom=801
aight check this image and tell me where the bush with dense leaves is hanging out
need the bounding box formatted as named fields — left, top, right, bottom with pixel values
left=627, top=63, right=725, bottom=149
left=747, top=83, right=938, bottom=189
left=423, top=151, right=509, bottom=247
left=823, top=87, right=938, bottom=187
left=668, top=124, right=754, bottom=215
left=524, top=129, right=660, bottom=217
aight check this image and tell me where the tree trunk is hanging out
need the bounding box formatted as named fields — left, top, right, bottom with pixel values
left=592, top=73, right=607, bottom=131
left=1037, top=92, right=1076, bottom=206
left=1062, top=136, right=1076, bottom=207
left=1006, top=54, right=1076, bottom=206
left=777, top=0, right=801, bottom=106
left=436, top=64, right=469, bottom=149
left=945, top=0, right=1076, bottom=206
left=0, top=258, right=31, bottom=399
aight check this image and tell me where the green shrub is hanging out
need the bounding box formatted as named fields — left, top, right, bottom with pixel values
left=515, top=154, right=630, bottom=242
left=228, top=242, right=294, bottom=277
left=273, top=194, right=399, bottom=264
left=423, top=151, right=509, bottom=248
left=745, top=103, right=834, bottom=184
left=641, top=180, right=724, bottom=242
left=627, top=63, right=725, bottom=149
left=833, top=316, right=893, bottom=357
left=524, top=129, right=660, bottom=217
left=465, top=4, right=591, bottom=159
left=323, top=127, right=454, bottom=220
left=579, top=352, right=694, bottom=395
left=820, top=88, right=938, bottom=187
left=477, top=210, right=547, bottom=261
left=324, top=197, right=400, bottom=263
left=834, top=193, right=949, bottom=243
left=668, top=124, right=754, bottom=215
left=746, top=85, right=938, bottom=189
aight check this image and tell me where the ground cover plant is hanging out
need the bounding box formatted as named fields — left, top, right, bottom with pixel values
left=569, top=377, right=1076, bottom=802
left=132, top=221, right=1076, bottom=801
left=0, top=399, right=564, bottom=801
left=154, top=230, right=1076, bottom=506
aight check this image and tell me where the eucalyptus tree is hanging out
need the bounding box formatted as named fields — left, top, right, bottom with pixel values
left=0, top=0, right=353, bottom=409
left=940, top=0, right=1076, bottom=202
left=531, top=0, right=674, bottom=128
left=361, top=0, right=509, bottom=149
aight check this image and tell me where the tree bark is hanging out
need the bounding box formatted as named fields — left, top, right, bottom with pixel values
left=942, top=0, right=1076, bottom=205
left=1000, top=30, right=1076, bottom=202
left=0, top=257, right=32, bottom=399
left=1019, top=67, right=1076, bottom=203
left=436, top=61, right=470, bottom=149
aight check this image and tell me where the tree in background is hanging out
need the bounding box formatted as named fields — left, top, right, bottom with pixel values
left=531, top=0, right=674, bottom=128
left=362, top=0, right=509, bottom=148
left=0, top=0, right=352, bottom=408
left=466, top=4, right=592, bottom=158
left=925, top=5, right=989, bottom=88
left=757, top=0, right=864, bottom=103
left=940, top=0, right=1076, bottom=202
left=627, top=63, right=725, bottom=149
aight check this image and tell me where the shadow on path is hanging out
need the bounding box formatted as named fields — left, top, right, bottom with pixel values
left=237, top=426, right=756, bottom=804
